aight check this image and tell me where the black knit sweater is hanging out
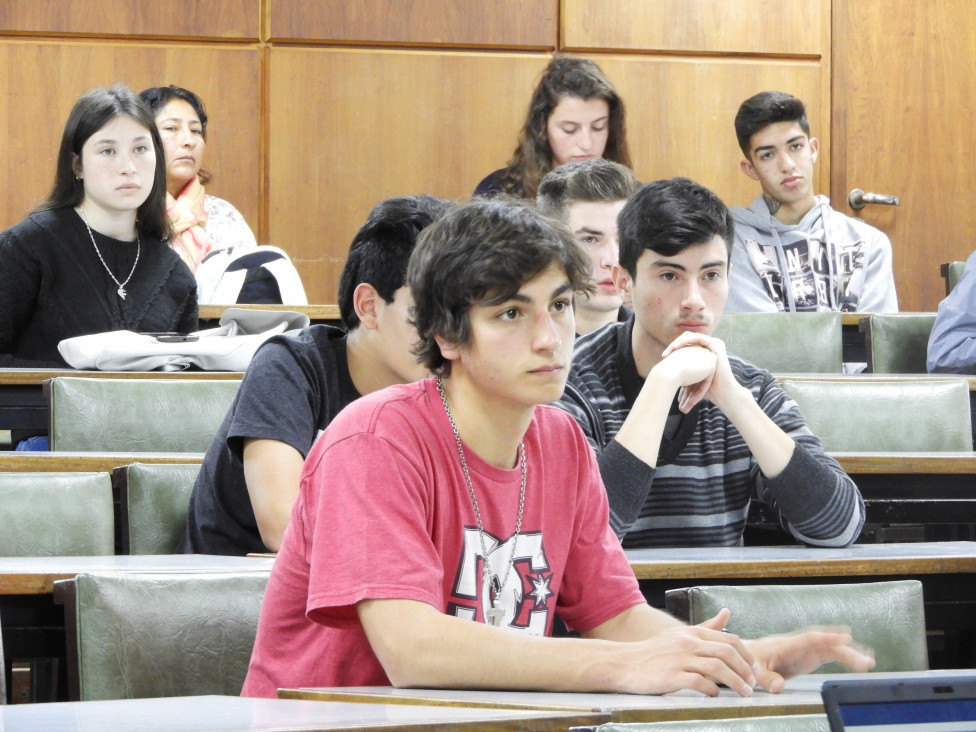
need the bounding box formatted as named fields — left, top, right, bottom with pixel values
left=0, top=208, right=198, bottom=367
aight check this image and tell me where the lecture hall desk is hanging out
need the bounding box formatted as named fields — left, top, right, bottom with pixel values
left=0, top=694, right=607, bottom=731
left=5, top=363, right=974, bottom=439
left=279, top=683, right=826, bottom=724
left=0, top=309, right=966, bottom=437
left=281, top=550, right=976, bottom=721
left=280, top=671, right=976, bottom=726
left=0, top=451, right=204, bottom=473
left=0, top=303, right=337, bottom=437
left=196, top=303, right=340, bottom=324
left=4, top=449, right=970, bottom=541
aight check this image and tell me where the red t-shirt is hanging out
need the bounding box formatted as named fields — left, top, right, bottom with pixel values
left=242, top=378, right=643, bottom=697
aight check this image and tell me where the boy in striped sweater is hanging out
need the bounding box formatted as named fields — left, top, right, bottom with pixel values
left=557, top=177, right=864, bottom=548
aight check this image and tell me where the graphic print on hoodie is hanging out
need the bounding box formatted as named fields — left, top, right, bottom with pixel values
left=727, top=194, right=899, bottom=314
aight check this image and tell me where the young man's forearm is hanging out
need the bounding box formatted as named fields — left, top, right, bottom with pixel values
left=711, top=385, right=794, bottom=478
left=358, top=598, right=758, bottom=697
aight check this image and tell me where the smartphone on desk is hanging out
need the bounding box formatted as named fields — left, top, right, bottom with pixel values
left=142, top=332, right=200, bottom=343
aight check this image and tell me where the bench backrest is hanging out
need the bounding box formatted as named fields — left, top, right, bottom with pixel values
left=780, top=378, right=972, bottom=451
left=114, top=463, right=201, bottom=554
left=56, top=570, right=270, bottom=701
left=47, top=377, right=239, bottom=452
left=0, top=472, right=113, bottom=556
left=715, top=312, right=843, bottom=373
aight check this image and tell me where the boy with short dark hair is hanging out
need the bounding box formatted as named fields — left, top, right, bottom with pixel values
left=558, top=177, right=865, bottom=548
left=728, top=90, right=897, bottom=313
left=180, top=195, right=450, bottom=555
left=243, top=198, right=872, bottom=698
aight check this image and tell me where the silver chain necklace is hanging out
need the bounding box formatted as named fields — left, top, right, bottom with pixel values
left=436, top=377, right=525, bottom=628
left=77, top=208, right=140, bottom=300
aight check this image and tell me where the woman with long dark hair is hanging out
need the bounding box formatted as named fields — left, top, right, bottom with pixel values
left=0, top=84, right=197, bottom=368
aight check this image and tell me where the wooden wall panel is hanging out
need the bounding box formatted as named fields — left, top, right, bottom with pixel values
left=0, top=1, right=837, bottom=308
left=563, top=0, right=823, bottom=56
left=269, top=0, right=557, bottom=48
left=832, top=0, right=976, bottom=311
left=0, top=0, right=258, bottom=40
left=594, top=56, right=825, bottom=211
left=269, top=49, right=551, bottom=304
left=0, top=41, right=261, bottom=237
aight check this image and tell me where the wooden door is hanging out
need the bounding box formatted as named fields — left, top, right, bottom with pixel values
left=832, top=0, right=976, bottom=311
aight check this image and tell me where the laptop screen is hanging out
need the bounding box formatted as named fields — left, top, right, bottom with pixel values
left=822, top=675, right=976, bottom=732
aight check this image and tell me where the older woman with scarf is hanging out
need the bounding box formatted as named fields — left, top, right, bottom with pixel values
left=139, top=86, right=257, bottom=279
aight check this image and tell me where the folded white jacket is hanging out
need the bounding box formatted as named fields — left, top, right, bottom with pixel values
left=58, top=308, right=311, bottom=372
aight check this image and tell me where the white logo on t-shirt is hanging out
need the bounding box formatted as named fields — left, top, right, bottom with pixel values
left=450, top=528, right=551, bottom=634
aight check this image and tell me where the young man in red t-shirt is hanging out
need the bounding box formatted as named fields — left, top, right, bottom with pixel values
left=243, top=198, right=873, bottom=698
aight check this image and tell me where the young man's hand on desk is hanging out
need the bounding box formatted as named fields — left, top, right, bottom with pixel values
left=745, top=628, right=876, bottom=693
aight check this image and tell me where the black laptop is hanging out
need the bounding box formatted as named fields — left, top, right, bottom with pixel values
left=821, top=673, right=976, bottom=731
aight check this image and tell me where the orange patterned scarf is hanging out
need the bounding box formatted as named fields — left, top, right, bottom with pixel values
left=167, top=176, right=212, bottom=272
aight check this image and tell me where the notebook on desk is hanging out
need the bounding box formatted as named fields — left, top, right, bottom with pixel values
left=822, top=674, right=976, bottom=731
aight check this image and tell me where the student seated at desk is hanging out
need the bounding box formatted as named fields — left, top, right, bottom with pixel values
left=725, top=91, right=898, bottom=314
left=242, top=198, right=873, bottom=698
left=536, top=158, right=640, bottom=336
left=928, top=249, right=976, bottom=374
left=473, top=56, right=631, bottom=200
left=0, top=85, right=197, bottom=368
left=139, top=85, right=258, bottom=274
left=556, top=178, right=865, bottom=548
left=179, top=195, right=450, bottom=555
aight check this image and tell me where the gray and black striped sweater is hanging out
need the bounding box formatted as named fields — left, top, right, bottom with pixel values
left=557, top=317, right=864, bottom=548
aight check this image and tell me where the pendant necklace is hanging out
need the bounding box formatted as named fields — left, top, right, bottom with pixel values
left=437, top=377, right=525, bottom=628
left=77, top=208, right=140, bottom=300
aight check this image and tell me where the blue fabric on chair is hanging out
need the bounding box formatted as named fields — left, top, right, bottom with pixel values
left=14, top=435, right=48, bottom=451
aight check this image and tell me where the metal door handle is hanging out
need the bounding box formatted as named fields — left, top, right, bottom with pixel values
left=848, top=188, right=900, bottom=210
